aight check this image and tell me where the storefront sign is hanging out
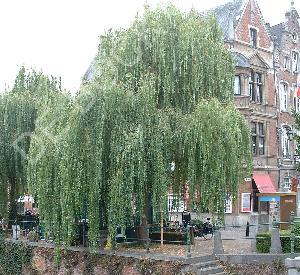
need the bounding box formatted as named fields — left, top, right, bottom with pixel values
left=259, top=196, right=280, bottom=202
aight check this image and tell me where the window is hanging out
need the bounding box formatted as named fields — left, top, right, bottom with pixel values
left=234, top=75, right=241, bottom=95
left=251, top=122, right=265, bottom=155
left=294, top=96, right=300, bottom=112
left=224, top=194, right=232, bottom=214
left=280, top=83, right=288, bottom=111
left=283, top=175, right=291, bottom=189
left=250, top=28, right=257, bottom=48
left=168, top=194, right=185, bottom=212
left=292, top=32, right=298, bottom=42
left=292, top=51, right=299, bottom=72
left=249, top=70, right=263, bottom=103
left=282, top=126, right=291, bottom=159
left=284, top=56, right=290, bottom=71
left=241, top=193, right=251, bottom=212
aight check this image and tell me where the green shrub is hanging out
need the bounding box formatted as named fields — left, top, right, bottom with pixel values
left=280, top=230, right=290, bottom=253
left=28, top=230, right=39, bottom=242
left=256, top=232, right=271, bottom=253
left=0, top=240, right=32, bottom=275
left=280, top=223, right=300, bottom=253
left=256, top=226, right=300, bottom=254
left=294, top=222, right=300, bottom=252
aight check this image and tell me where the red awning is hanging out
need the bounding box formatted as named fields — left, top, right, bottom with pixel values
left=253, top=173, right=276, bottom=193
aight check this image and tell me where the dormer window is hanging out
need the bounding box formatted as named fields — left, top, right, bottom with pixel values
left=292, top=32, right=298, bottom=42
left=250, top=28, right=258, bottom=48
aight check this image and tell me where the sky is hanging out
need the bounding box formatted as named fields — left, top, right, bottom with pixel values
left=0, top=0, right=299, bottom=93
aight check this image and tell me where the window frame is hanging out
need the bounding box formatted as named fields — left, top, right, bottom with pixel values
left=249, top=70, right=263, bottom=103
left=284, top=56, right=290, bottom=71
left=250, top=28, right=258, bottom=48
left=224, top=193, right=233, bottom=214
left=283, top=175, right=291, bottom=189
left=241, top=193, right=252, bottom=213
left=292, top=51, right=299, bottom=73
left=167, top=194, right=185, bottom=213
left=294, top=96, right=300, bottom=113
left=292, top=32, right=298, bottom=43
left=234, top=75, right=241, bottom=95
left=251, top=121, right=265, bottom=156
left=280, top=82, right=289, bottom=111
left=282, top=126, right=291, bottom=159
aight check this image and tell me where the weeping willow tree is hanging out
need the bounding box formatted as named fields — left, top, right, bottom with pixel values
left=0, top=67, right=61, bottom=220
left=27, top=5, right=252, bottom=247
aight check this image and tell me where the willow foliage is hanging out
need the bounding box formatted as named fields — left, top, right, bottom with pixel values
left=27, top=5, right=251, bottom=246
left=0, top=67, right=61, bottom=219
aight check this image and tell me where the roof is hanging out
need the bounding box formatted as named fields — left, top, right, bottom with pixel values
left=82, top=58, right=96, bottom=82
left=210, top=0, right=245, bottom=41
left=231, top=51, right=250, bottom=68
left=269, top=23, right=285, bottom=45
left=253, top=173, right=277, bottom=193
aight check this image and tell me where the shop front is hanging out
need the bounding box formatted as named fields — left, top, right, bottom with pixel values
left=257, top=192, right=296, bottom=229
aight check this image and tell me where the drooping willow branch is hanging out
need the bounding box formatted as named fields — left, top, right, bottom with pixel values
left=26, top=5, right=252, bottom=246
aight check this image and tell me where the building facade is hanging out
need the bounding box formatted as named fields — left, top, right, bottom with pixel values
left=82, top=0, right=300, bottom=224
left=270, top=2, right=300, bottom=194
left=213, top=0, right=300, bottom=224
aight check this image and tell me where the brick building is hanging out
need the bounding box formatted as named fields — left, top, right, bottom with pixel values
left=82, top=0, right=300, bottom=224
left=213, top=0, right=300, bottom=224
left=269, top=1, right=300, bottom=193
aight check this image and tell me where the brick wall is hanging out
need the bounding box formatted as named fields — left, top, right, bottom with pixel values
left=235, top=0, right=271, bottom=50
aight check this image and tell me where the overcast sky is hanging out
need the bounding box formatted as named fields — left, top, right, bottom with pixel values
left=0, top=0, right=298, bottom=92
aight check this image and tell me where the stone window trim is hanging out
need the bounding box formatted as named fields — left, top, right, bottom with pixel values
left=249, top=26, right=259, bottom=48
left=283, top=56, right=290, bottom=71
left=249, top=69, right=264, bottom=103
left=279, top=81, right=289, bottom=112
left=292, top=31, right=298, bottom=43
left=283, top=174, right=291, bottom=189
left=241, top=193, right=252, bottom=213
left=294, top=96, right=300, bottom=113
left=291, top=50, right=299, bottom=73
left=280, top=124, right=292, bottom=159
left=251, top=121, right=265, bottom=156
left=234, top=75, right=242, bottom=95
left=167, top=194, right=185, bottom=213
left=224, top=193, right=232, bottom=214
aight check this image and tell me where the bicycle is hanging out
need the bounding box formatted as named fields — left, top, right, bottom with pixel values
left=192, top=218, right=214, bottom=240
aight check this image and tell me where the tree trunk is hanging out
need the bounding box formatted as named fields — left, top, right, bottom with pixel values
left=8, top=177, right=18, bottom=223
left=160, top=210, right=164, bottom=246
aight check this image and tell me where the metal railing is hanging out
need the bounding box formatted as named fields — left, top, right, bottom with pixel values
left=0, top=220, right=196, bottom=256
